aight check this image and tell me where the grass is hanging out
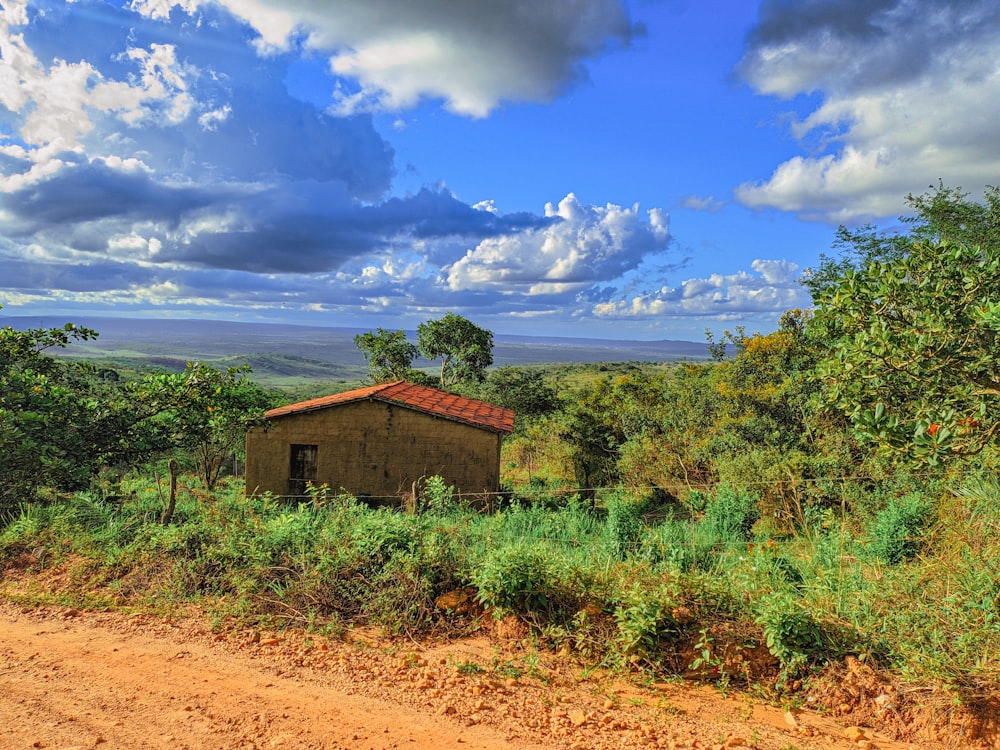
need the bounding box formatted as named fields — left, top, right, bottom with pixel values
left=3, top=470, right=1000, bottom=707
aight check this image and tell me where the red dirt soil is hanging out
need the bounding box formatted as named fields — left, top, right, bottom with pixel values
left=0, top=601, right=947, bottom=750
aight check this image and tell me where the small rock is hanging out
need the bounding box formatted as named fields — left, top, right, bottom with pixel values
left=874, top=693, right=896, bottom=709
left=568, top=709, right=587, bottom=726
left=783, top=710, right=799, bottom=730
left=844, top=726, right=866, bottom=742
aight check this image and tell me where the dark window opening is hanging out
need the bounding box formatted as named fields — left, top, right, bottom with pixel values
left=289, top=444, right=318, bottom=497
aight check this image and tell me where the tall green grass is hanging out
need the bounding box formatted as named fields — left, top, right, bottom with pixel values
left=3, top=472, right=1000, bottom=701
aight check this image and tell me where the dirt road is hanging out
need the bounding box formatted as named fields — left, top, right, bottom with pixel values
left=0, top=602, right=929, bottom=750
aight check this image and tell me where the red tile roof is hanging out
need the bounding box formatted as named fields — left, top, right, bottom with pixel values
left=265, top=381, right=515, bottom=433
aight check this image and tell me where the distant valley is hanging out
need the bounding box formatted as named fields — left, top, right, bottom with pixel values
left=3, top=315, right=708, bottom=388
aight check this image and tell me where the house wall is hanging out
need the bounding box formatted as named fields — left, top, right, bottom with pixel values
left=245, top=399, right=503, bottom=503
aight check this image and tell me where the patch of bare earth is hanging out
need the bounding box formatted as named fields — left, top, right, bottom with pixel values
left=0, top=595, right=967, bottom=750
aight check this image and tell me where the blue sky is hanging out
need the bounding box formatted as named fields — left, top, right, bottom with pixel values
left=1, top=0, right=998, bottom=341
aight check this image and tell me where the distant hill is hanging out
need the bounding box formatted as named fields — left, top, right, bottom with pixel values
left=2, top=315, right=708, bottom=384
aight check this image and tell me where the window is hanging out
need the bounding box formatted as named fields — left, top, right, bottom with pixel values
left=289, top=444, right=318, bottom=497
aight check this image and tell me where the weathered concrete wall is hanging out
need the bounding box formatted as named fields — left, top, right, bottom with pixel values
left=245, top=399, right=502, bottom=502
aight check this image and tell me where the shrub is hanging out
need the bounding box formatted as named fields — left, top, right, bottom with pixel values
left=638, top=517, right=718, bottom=573
left=702, top=486, right=759, bottom=544
left=613, top=576, right=683, bottom=662
left=348, top=507, right=424, bottom=565
left=868, top=491, right=933, bottom=564
left=754, top=592, right=825, bottom=674
left=469, top=543, right=556, bottom=615
left=421, top=475, right=458, bottom=514
left=604, top=494, right=643, bottom=560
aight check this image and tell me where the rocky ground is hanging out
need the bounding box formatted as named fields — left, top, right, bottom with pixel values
left=0, top=600, right=956, bottom=750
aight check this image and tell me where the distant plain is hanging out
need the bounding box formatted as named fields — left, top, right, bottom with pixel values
left=3, top=315, right=708, bottom=389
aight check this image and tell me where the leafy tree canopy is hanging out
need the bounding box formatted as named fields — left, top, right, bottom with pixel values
left=477, top=366, right=559, bottom=420
left=809, top=184, right=1000, bottom=464
left=134, top=362, right=273, bottom=490
left=354, top=328, right=418, bottom=383
left=0, top=315, right=139, bottom=505
left=417, top=313, right=493, bottom=388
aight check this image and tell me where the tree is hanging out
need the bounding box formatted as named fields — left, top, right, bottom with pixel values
left=809, top=185, right=1000, bottom=464
left=803, top=182, right=1000, bottom=300
left=354, top=328, right=418, bottom=383
left=478, top=366, right=558, bottom=420
left=0, top=317, right=149, bottom=506
left=417, top=313, right=494, bottom=388
left=135, top=363, right=273, bottom=491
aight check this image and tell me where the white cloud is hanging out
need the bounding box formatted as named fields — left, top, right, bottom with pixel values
left=679, top=194, right=724, bottom=213
left=593, top=259, right=806, bottom=319
left=0, top=17, right=196, bottom=153
left=135, top=0, right=636, bottom=117
left=444, top=194, right=670, bottom=294
left=750, top=258, right=800, bottom=284
left=736, top=0, right=1000, bottom=223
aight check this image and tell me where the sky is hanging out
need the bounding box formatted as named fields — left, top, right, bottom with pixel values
left=0, top=0, right=998, bottom=342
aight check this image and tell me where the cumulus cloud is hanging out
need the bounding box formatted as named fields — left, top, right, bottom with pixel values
left=735, top=0, right=1000, bottom=222
left=2, top=1, right=724, bottom=335
left=0, top=0, right=651, bottom=318
left=593, top=259, right=807, bottom=320
left=445, top=194, right=670, bottom=295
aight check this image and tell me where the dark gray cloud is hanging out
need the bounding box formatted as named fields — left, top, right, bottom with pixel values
left=0, top=156, right=216, bottom=230
left=208, top=0, right=640, bottom=116
left=0, top=159, right=558, bottom=273
left=739, top=0, right=1000, bottom=95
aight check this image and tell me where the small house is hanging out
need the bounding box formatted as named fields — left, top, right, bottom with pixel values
left=245, top=381, right=515, bottom=503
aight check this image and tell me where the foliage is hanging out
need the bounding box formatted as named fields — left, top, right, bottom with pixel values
left=417, top=313, right=494, bottom=388
left=809, top=184, right=1000, bottom=465
left=613, top=577, right=682, bottom=661
left=867, top=491, right=933, bottom=565
left=754, top=592, right=826, bottom=674
left=468, top=543, right=556, bottom=615
left=604, top=493, right=643, bottom=560
left=134, top=362, right=273, bottom=490
left=702, top=486, right=760, bottom=544
left=420, top=475, right=459, bottom=514
left=9, top=473, right=1000, bottom=701
left=0, top=318, right=152, bottom=507
left=353, top=328, right=419, bottom=383
left=475, top=366, right=559, bottom=420
left=704, top=325, right=747, bottom=362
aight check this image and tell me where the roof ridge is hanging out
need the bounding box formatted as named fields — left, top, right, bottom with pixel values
left=264, top=380, right=514, bottom=433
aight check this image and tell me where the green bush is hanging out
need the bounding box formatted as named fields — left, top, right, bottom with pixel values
left=348, top=507, right=424, bottom=564
left=702, top=486, right=759, bottom=544
left=638, top=517, right=718, bottom=573
left=754, top=592, right=825, bottom=674
left=868, top=492, right=933, bottom=564
left=604, top=494, right=643, bottom=560
left=421, top=475, right=458, bottom=514
left=613, top=577, right=683, bottom=662
left=469, top=543, right=557, bottom=615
